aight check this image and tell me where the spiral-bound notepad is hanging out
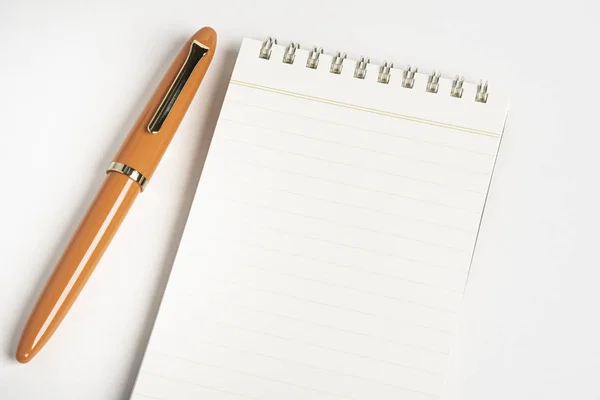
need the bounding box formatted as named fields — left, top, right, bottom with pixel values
left=131, top=37, right=508, bottom=400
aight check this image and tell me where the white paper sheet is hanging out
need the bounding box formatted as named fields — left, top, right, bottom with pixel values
left=131, top=38, right=508, bottom=400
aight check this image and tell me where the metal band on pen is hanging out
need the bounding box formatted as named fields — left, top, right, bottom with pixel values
left=106, top=162, right=148, bottom=191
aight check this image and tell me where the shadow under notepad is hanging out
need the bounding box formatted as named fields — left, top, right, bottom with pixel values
left=121, top=46, right=240, bottom=399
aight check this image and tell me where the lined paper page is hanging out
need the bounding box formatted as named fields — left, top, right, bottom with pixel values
left=131, top=38, right=508, bottom=400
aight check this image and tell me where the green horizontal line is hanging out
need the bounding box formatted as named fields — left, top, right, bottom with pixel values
left=230, top=80, right=500, bottom=138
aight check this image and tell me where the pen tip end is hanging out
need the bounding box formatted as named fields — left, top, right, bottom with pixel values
left=16, top=351, right=32, bottom=363
left=16, top=339, right=38, bottom=363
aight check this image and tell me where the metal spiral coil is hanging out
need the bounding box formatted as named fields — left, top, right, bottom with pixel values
left=257, top=38, right=490, bottom=102
left=450, top=75, right=465, bottom=98
left=378, top=61, right=393, bottom=84
left=402, top=66, right=418, bottom=89
left=330, top=52, right=346, bottom=74
left=307, top=46, right=324, bottom=69
left=354, top=56, right=369, bottom=79
left=259, top=37, right=277, bottom=60
left=475, top=80, right=489, bottom=103
left=283, top=42, right=300, bottom=64
left=426, top=71, right=441, bottom=93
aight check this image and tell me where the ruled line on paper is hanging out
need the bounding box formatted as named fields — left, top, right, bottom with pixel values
left=183, top=246, right=460, bottom=313
left=230, top=80, right=500, bottom=138
left=232, top=262, right=461, bottom=306
left=207, top=217, right=467, bottom=272
left=211, top=194, right=470, bottom=253
left=139, top=371, right=262, bottom=400
left=155, top=338, right=440, bottom=399
left=221, top=118, right=492, bottom=177
left=196, top=234, right=466, bottom=292
left=146, top=352, right=355, bottom=400
left=227, top=99, right=498, bottom=156
left=216, top=152, right=482, bottom=215
left=173, top=317, right=445, bottom=377
left=218, top=130, right=489, bottom=193
left=185, top=268, right=457, bottom=318
left=212, top=242, right=461, bottom=294
left=180, top=275, right=456, bottom=333
left=165, top=294, right=451, bottom=355
left=207, top=173, right=478, bottom=235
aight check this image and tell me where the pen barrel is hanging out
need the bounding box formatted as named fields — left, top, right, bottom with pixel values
left=17, top=27, right=216, bottom=363
left=17, top=173, right=139, bottom=362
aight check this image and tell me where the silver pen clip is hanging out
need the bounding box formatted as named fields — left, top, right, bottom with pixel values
left=147, top=40, right=209, bottom=134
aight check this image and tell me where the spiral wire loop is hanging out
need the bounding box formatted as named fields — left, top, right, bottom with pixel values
left=259, top=37, right=277, bottom=60
left=307, top=46, right=324, bottom=69
left=258, top=38, right=490, bottom=102
left=330, top=52, right=346, bottom=74
left=354, top=56, right=370, bottom=79
left=283, top=42, right=300, bottom=64
left=377, top=61, right=393, bottom=84
left=426, top=71, right=441, bottom=93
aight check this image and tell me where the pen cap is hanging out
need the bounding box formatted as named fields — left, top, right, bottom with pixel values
left=112, top=27, right=216, bottom=183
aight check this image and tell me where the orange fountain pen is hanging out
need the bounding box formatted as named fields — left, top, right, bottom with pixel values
left=16, top=27, right=217, bottom=363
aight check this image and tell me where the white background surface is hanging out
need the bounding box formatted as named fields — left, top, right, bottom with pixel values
left=1, top=0, right=599, bottom=399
